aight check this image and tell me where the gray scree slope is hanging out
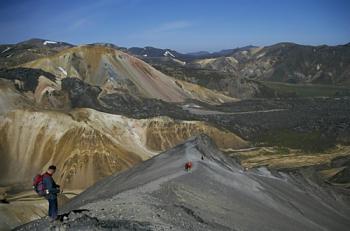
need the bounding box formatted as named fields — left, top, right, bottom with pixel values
left=16, top=135, right=350, bottom=231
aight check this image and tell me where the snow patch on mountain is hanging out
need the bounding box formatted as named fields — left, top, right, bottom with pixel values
left=58, top=66, right=67, bottom=76
left=173, top=58, right=186, bottom=65
left=226, top=57, right=239, bottom=64
left=256, top=53, right=265, bottom=59
left=1, top=47, right=11, bottom=53
left=43, top=40, right=57, bottom=45
left=164, top=50, right=175, bottom=58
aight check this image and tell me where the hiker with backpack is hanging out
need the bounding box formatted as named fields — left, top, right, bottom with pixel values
left=33, top=165, right=61, bottom=221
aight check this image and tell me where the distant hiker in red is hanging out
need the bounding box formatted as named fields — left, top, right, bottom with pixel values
left=42, top=165, right=61, bottom=221
left=185, top=161, right=193, bottom=171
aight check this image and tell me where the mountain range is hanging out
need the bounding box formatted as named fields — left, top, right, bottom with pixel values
left=0, top=38, right=350, bottom=230
left=128, top=42, right=350, bottom=86
left=2, top=39, right=350, bottom=87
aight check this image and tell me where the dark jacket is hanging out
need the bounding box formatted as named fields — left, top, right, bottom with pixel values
left=43, top=173, right=60, bottom=200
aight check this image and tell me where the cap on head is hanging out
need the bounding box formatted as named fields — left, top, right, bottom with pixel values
left=48, top=165, right=57, bottom=171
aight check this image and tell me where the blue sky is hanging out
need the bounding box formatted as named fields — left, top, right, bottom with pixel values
left=0, top=0, right=349, bottom=52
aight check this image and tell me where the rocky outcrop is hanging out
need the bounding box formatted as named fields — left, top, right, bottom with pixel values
left=0, top=68, right=56, bottom=92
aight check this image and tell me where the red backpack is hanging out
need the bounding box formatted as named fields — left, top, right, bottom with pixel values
left=33, top=174, right=46, bottom=196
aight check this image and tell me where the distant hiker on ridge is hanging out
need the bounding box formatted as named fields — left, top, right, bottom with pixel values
left=42, top=165, right=61, bottom=221
left=185, top=161, right=193, bottom=172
